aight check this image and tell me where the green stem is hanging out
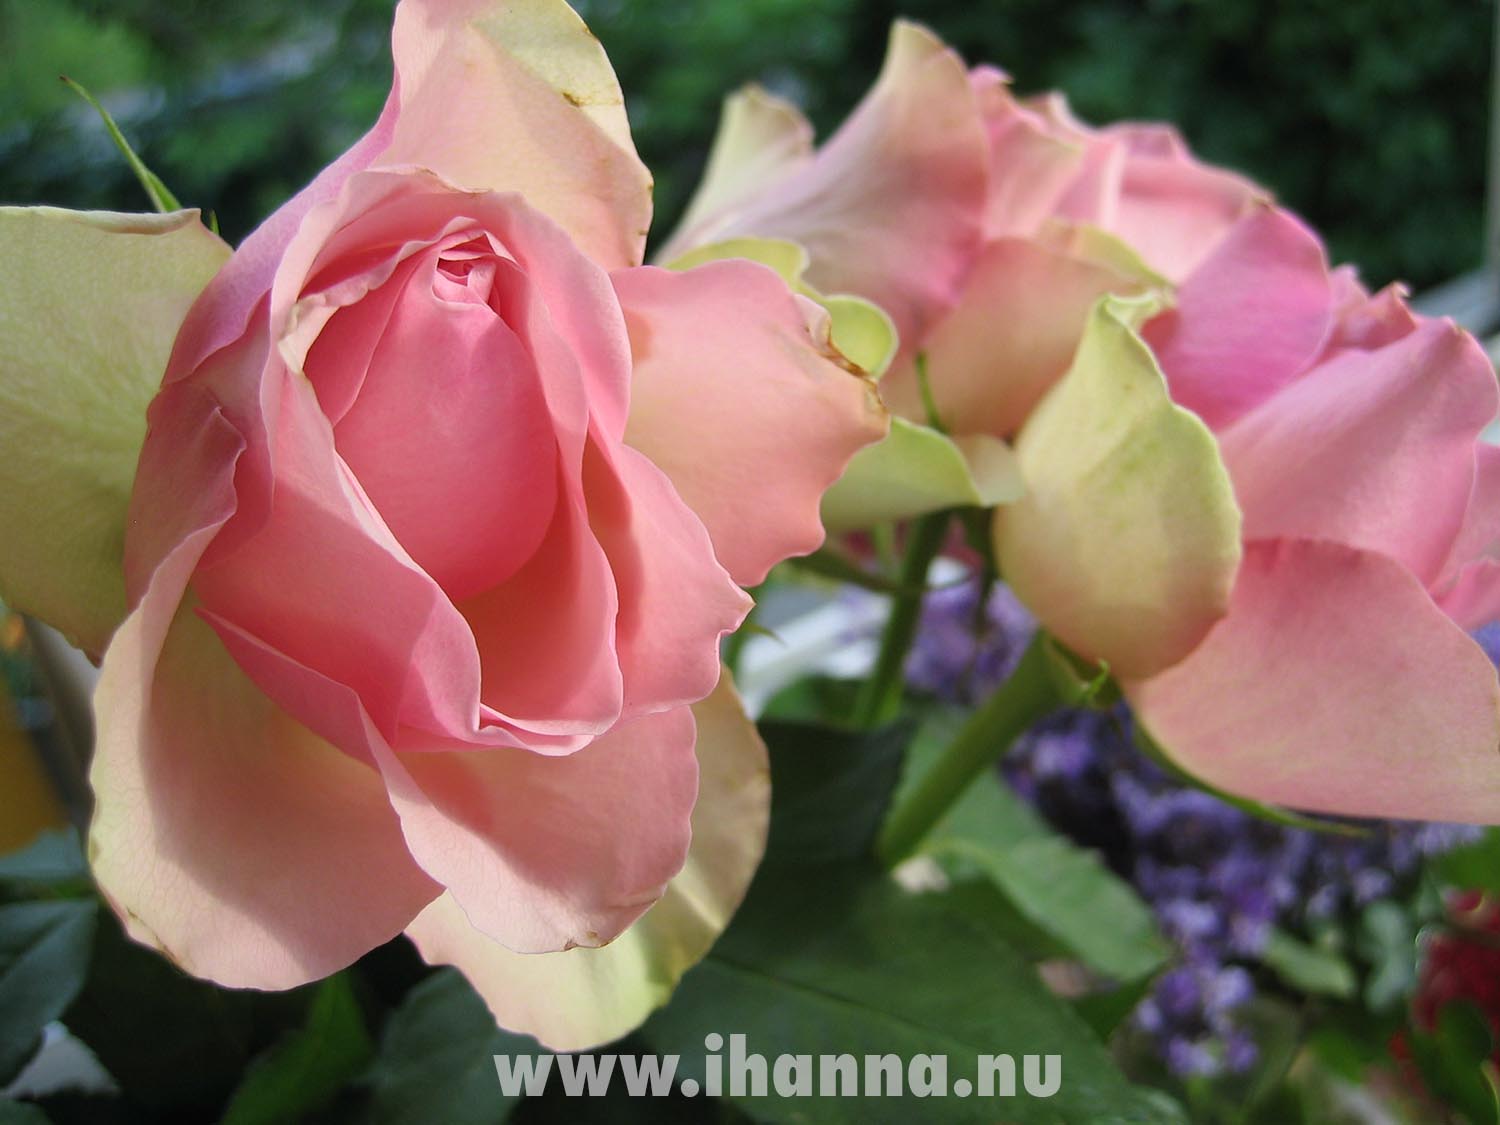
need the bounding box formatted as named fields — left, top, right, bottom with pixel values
left=877, top=633, right=1061, bottom=866
left=851, top=510, right=949, bottom=727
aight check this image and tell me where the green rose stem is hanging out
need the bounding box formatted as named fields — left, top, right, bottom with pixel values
left=876, top=633, right=1061, bottom=866
left=850, top=509, right=950, bottom=727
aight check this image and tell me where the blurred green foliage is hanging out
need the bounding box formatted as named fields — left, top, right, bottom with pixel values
left=0, top=0, right=1491, bottom=289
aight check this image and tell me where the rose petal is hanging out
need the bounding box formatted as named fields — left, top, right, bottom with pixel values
left=1218, top=316, right=1497, bottom=586
left=664, top=85, right=814, bottom=255
left=970, top=67, right=1085, bottom=238
left=190, top=373, right=487, bottom=745
left=1099, top=122, right=1261, bottom=282
left=0, top=208, right=228, bottom=656
left=583, top=440, right=750, bottom=718
left=373, top=705, right=700, bottom=956
left=1142, top=206, right=1334, bottom=431
left=821, top=418, right=1023, bottom=532
left=657, top=21, right=988, bottom=363
left=615, top=260, right=887, bottom=585
left=994, top=294, right=1242, bottom=678
left=382, top=0, right=652, bottom=271
left=898, top=233, right=1151, bottom=439
left=406, top=671, right=769, bottom=1051
left=91, top=398, right=437, bottom=988
left=1128, top=538, right=1500, bottom=822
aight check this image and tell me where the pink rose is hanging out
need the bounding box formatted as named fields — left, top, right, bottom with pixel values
left=668, top=22, right=1500, bottom=823
left=0, top=0, right=884, bottom=1048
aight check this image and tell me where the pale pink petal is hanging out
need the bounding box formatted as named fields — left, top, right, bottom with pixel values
left=326, top=248, right=560, bottom=600
left=1325, top=280, right=1419, bottom=354
left=614, top=261, right=887, bottom=586
left=91, top=394, right=437, bottom=989
left=898, top=235, right=1147, bottom=438
left=406, top=672, right=770, bottom=1050
left=1128, top=539, right=1500, bottom=822
left=664, top=85, right=814, bottom=256
left=1219, top=317, right=1498, bottom=586
left=1433, top=443, right=1500, bottom=629
left=659, top=21, right=989, bottom=363
left=1102, top=122, right=1261, bottom=281
left=372, top=706, right=699, bottom=954
left=1142, top=206, right=1334, bottom=430
left=459, top=477, right=625, bottom=740
left=190, top=373, right=486, bottom=745
left=583, top=439, right=751, bottom=718
left=381, top=0, right=651, bottom=271
left=970, top=68, right=1084, bottom=238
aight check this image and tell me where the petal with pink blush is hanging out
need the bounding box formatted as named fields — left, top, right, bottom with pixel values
left=614, top=261, right=887, bottom=586
left=664, top=85, right=814, bottom=257
left=191, top=375, right=485, bottom=744
left=1142, top=206, right=1334, bottom=430
left=459, top=478, right=624, bottom=741
left=91, top=399, right=437, bottom=989
left=907, top=234, right=1153, bottom=439
left=583, top=440, right=750, bottom=719
left=374, top=705, right=699, bottom=956
left=406, top=671, right=770, bottom=1051
left=328, top=251, right=560, bottom=600
left=970, top=68, right=1085, bottom=239
left=657, top=21, right=988, bottom=363
left=1218, top=318, right=1498, bottom=586
left=1103, top=125, right=1260, bottom=282
left=381, top=0, right=652, bottom=271
left=1128, top=539, right=1500, bottom=823
left=994, top=295, right=1242, bottom=679
left=1433, top=443, right=1500, bottom=630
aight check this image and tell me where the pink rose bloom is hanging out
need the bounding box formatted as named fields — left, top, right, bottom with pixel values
left=667, top=21, right=1500, bottom=823
left=0, top=0, right=884, bottom=1048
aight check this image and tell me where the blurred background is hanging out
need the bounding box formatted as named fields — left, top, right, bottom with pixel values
left=0, top=0, right=1491, bottom=290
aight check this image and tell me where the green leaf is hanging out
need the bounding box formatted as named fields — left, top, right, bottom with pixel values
left=362, top=970, right=537, bottom=1125
left=1408, top=1002, right=1500, bottom=1125
left=1259, top=929, right=1356, bottom=1000
left=643, top=867, right=1183, bottom=1123
left=642, top=713, right=1182, bottom=1123
left=221, top=974, right=373, bottom=1125
left=0, top=901, right=96, bottom=1084
left=1431, top=828, right=1500, bottom=893
left=1356, top=901, right=1417, bottom=1013
left=0, top=831, right=86, bottom=888
left=0, top=1101, right=51, bottom=1125
left=898, top=707, right=1171, bottom=983
left=994, top=293, right=1242, bottom=680
left=1071, top=976, right=1158, bottom=1041
left=0, top=207, right=229, bottom=655
left=61, top=909, right=284, bottom=1114
left=757, top=718, right=911, bottom=864
left=822, top=417, right=1024, bottom=532
left=59, top=77, right=182, bottom=212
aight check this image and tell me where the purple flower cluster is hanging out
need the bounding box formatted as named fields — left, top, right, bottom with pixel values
left=909, top=579, right=1485, bottom=1078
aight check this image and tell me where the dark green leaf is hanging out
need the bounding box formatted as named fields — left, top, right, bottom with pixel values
left=1409, top=1002, right=1500, bottom=1125
left=0, top=1100, right=51, bottom=1125
left=644, top=862, right=1183, bottom=1123
left=61, top=908, right=280, bottom=1114
left=1071, top=977, right=1158, bottom=1042
left=361, top=969, right=538, bottom=1125
left=758, top=718, right=911, bottom=864
left=0, top=901, right=95, bottom=1084
left=221, top=974, right=373, bottom=1125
